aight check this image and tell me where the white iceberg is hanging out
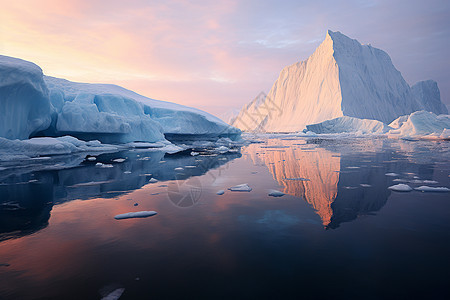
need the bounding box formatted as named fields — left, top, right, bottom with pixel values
left=0, top=55, right=241, bottom=143
left=231, top=30, right=447, bottom=132
left=388, top=111, right=450, bottom=139
left=306, top=116, right=391, bottom=134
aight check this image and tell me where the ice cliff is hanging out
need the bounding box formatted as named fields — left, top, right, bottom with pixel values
left=232, top=30, right=447, bottom=132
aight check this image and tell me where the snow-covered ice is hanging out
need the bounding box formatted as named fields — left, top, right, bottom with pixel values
left=114, top=211, right=157, bottom=220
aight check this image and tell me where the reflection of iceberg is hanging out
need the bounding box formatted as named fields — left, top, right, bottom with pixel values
left=0, top=150, right=240, bottom=240
left=245, top=141, right=338, bottom=226
left=244, top=138, right=440, bottom=229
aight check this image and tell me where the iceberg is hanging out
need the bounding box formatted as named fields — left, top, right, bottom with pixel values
left=388, top=111, right=450, bottom=138
left=388, top=184, right=413, bottom=192
left=231, top=31, right=447, bottom=132
left=0, top=56, right=52, bottom=140
left=305, top=116, right=391, bottom=134
left=0, top=55, right=241, bottom=143
left=228, top=183, right=252, bottom=192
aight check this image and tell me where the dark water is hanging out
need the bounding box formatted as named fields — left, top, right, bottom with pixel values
left=0, top=136, right=449, bottom=299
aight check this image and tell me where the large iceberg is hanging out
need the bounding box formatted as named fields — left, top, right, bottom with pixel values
left=388, top=111, right=450, bottom=139
left=231, top=30, right=447, bottom=132
left=0, top=56, right=52, bottom=139
left=0, top=55, right=241, bottom=143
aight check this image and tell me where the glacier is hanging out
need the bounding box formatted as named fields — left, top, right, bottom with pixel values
left=0, top=55, right=240, bottom=144
left=231, top=30, right=448, bottom=132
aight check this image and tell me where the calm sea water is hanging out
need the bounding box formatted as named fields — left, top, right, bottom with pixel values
left=0, top=136, right=449, bottom=299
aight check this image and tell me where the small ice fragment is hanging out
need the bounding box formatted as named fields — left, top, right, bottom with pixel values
left=393, top=178, right=408, bottom=182
left=388, top=184, right=413, bottom=192
left=174, top=167, right=184, bottom=171
left=101, top=287, right=125, bottom=300
left=191, top=151, right=199, bottom=156
left=414, top=186, right=450, bottom=192
left=124, top=171, right=132, bottom=174
left=284, top=177, right=310, bottom=181
left=385, top=173, right=399, bottom=177
left=148, top=178, right=158, bottom=183
left=95, top=162, right=103, bottom=167
left=228, top=183, right=252, bottom=192
left=87, top=157, right=96, bottom=161
left=216, top=190, right=225, bottom=195
left=185, top=165, right=196, bottom=168
left=28, top=179, right=38, bottom=183
left=344, top=186, right=358, bottom=190
left=112, top=158, right=126, bottom=163
left=114, top=211, right=157, bottom=220
left=360, top=184, right=372, bottom=187
left=101, top=164, right=114, bottom=168
left=268, top=190, right=285, bottom=197
left=159, top=161, right=166, bottom=163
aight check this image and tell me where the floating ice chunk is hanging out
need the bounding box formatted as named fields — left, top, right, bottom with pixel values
left=114, top=211, right=157, bottom=220
left=229, top=183, right=252, bottom=192
left=216, top=146, right=229, bottom=153
left=216, top=190, right=225, bottom=195
left=360, top=184, right=372, bottom=187
left=388, top=184, right=413, bottom=192
left=101, top=288, right=125, bottom=300
left=268, top=190, right=285, bottom=197
left=414, top=186, right=450, bottom=192
left=87, top=156, right=96, bottom=161
left=174, top=167, right=184, bottom=171
left=393, top=178, right=409, bottom=183
left=112, top=158, right=126, bottom=163
left=409, top=179, right=438, bottom=184
left=95, top=162, right=103, bottom=167
left=101, top=164, right=113, bottom=168
left=385, top=173, right=399, bottom=177
left=185, top=165, right=196, bottom=168
left=148, top=178, right=158, bottom=183
left=190, top=151, right=199, bottom=156
left=124, top=171, right=132, bottom=174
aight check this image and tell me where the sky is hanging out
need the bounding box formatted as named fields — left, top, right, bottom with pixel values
left=1, top=0, right=449, bottom=118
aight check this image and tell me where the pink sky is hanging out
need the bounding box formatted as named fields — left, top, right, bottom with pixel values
left=1, top=0, right=449, bottom=118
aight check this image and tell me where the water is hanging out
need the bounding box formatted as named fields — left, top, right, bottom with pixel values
left=0, top=136, right=449, bottom=299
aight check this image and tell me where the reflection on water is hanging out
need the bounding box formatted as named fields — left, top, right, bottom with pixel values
left=0, top=137, right=449, bottom=299
left=244, top=137, right=449, bottom=229
left=0, top=149, right=241, bottom=241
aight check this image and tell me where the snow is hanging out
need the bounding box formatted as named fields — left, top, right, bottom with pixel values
left=388, top=184, right=413, bottom=192
left=216, top=190, right=225, bottom=195
left=306, top=116, right=391, bottom=134
left=114, top=211, right=157, bottom=220
left=0, top=55, right=52, bottom=139
left=228, top=183, right=252, bottom=192
left=414, top=186, right=450, bottom=192
left=231, top=31, right=446, bottom=132
left=268, top=190, right=285, bottom=197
